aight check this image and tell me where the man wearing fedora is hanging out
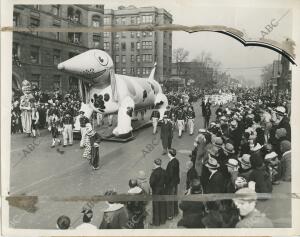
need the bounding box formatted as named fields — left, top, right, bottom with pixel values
left=149, top=158, right=167, bottom=226
left=270, top=106, right=291, bottom=144
left=160, top=115, right=173, bottom=155
left=204, top=155, right=226, bottom=194
left=165, top=148, right=180, bottom=220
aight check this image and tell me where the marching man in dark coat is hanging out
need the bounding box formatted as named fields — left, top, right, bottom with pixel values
left=149, top=158, right=167, bottom=226
left=160, top=114, right=173, bottom=155
left=165, top=148, right=180, bottom=220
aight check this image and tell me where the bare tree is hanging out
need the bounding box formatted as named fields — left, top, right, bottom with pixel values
left=172, top=48, right=189, bottom=76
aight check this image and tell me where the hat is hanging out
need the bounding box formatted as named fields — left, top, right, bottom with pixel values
left=205, top=155, right=220, bottom=169
left=235, top=177, right=248, bottom=189
left=210, top=122, right=216, bottom=127
left=223, top=143, right=235, bottom=154
left=154, top=158, right=162, bottom=166
left=250, top=143, right=262, bottom=152
left=234, top=187, right=257, bottom=201
left=238, top=154, right=251, bottom=168
left=230, top=120, right=238, bottom=127
left=220, top=116, right=227, bottom=121
left=226, top=158, right=239, bottom=168
left=275, top=128, right=287, bottom=139
left=275, top=106, right=286, bottom=116
left=207, top=146, right=219, bottom=158
left=265, top=151, right=278, bottom=160
left=212, top=137, right=223, bottom=148
left=198, top=128, right=207, bottom=134
left=168, top=148, right=177, bottom=157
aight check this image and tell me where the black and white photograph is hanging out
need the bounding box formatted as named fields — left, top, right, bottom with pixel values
left=1, top=0, right=300, bottom=235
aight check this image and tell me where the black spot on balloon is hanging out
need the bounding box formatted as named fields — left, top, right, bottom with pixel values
left=143, top=90, right=147, bottom=102
left=98, top=56, right=104, bottom=63
left=91, top=99, right=94, bottom=103
left=104, top=93, right=110, bottom=102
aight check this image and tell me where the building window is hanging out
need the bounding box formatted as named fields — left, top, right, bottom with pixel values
left=137, top=68, right=141, bottom=75
left=74, top=10, right=81, bottom=23
left=131, top=42, right=134, bottom=51
left=130, top=32, right=135, bottom=38
left=68, top=8, right=81, bottom=23
left=122, top=68, right=126, bottom=74
left=136, top=31, right=140, bottom=38
left=114, top=42, right=119, bottom=50
left=142, top=54, right=152, bottom=62
left=67, top=7, right=74, bottom=20
left=53, top=49, right=61, bottom=65
left=52, top=5, right=60, bottom=16
left=142, top=41, right=152, bottom=49
left=121, top=32, right=126, bottom=38
left=104, top=32, right=110, bottom=38
left=115, top=32, right=120, bottom=38
left=131, top=17, right=135, bottom=24
left=115, top=68, right=120, bottom=74
left=13, top=12, right=20, bottom=27
left=13, top=42, right=21, bottom=66
left=104, top=17, right=109, bottom=25
left=149, top=32, right=153, bottom=36
left=53, top=24, right=60, bottom=40
left=136, top=42, right=140, bottom=50
left=30, top=46, right=40, bottom=64
left=31, top=74, right=40, bottom=88
left=142, top=31, right=147, bottom=37
left=121, top=42, right=126, bottom=51
left=30, top=17, right=40, bottom=35
left=115, top=17, right=120, bottom=25
left=137, top=16, right=140, bottom=24
left=115, top=55, right=120, bottom=63
left=142, top=67, right=151, bottom=75
left=130, top=67, right=135, bottom=75
left=53, top=75, right=61, bottom=90
left=131, top=55, right=134, bottom=62
left=121, top=17, right=126, bottom=25
left=92, top=15, right=101, bottom=27
left=68, top=32, right=82, bottom=44
left=93, top=34, right=101, bottom=48
left=13, top=42, right=20, bottom=58
left=104, top=42, right=110, bottom=51
left=136, top=55, right=141, bottom=63
left=122, top=55, right=126, bottom=63
left=142, top=15, right=153, bottom=23
left=32, top=5, right=39, bottom=10
left=69, top=76, right=78, bottom=90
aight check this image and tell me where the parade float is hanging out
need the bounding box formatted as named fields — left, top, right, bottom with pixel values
left=57, top=49, right=168, bottom=141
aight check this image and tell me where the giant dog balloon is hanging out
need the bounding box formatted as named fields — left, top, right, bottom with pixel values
left=58, top=49, right=168, bottom=137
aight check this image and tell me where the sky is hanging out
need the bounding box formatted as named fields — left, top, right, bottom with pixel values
left=104, top=0, right=293, bottom=86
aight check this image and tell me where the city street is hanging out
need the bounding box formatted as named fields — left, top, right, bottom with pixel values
left=9, top=102, right=291, bottom=229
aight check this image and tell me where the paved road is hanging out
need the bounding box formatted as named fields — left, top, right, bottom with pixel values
left=8, top=101, right=291, bottom=229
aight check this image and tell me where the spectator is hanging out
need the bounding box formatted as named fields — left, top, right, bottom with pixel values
left=280, top=140, right=291, bottom=182
left=76, top=209, right=97, bottom=230
left=56, top=215, right=71, bottom=229
left=233, top=188, right=273, bottom=228
left=99, top=190, right=128, bottom=229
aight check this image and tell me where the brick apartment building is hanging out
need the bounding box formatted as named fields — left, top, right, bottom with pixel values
left=103, top=5, right=173, bottom=82
left=12, top=4, right=104, bottom=92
